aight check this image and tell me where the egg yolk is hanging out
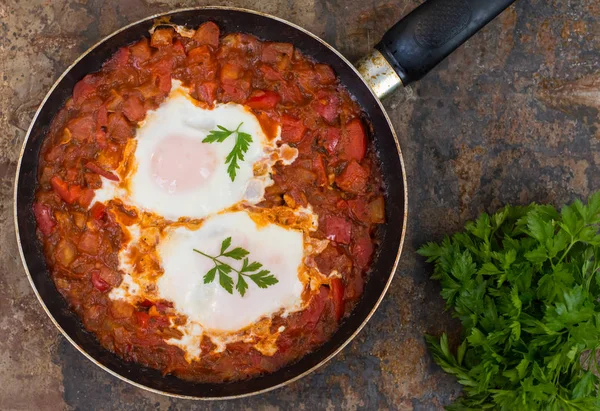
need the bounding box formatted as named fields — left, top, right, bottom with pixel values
left=150, top=136, right=217, bottom=194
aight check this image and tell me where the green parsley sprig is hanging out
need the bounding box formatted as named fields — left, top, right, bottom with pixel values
left=193, top=237, right=278, bottom=296
left=418, top=192, right=600, bottom=410
left=202, top=122, right=252, bottom=182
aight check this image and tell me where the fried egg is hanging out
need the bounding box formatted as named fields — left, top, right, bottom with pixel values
left=157, top=211, right=305, bottom=332
left=94, top=80, right=297, bottom=220
left=109, top=206, right=330, bottom=361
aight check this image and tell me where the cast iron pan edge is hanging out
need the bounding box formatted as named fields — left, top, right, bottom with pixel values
left=14, top=6, right=408, bottom=399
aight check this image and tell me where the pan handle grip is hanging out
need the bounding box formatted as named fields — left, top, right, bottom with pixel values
left=375, top=0, right=516, bottom=86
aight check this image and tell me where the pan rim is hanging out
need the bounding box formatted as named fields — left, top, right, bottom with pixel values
left=13, top=5, right=409, bottom=400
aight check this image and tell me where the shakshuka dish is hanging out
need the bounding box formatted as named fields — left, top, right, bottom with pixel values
left=33, top=21, right=385, bottom=382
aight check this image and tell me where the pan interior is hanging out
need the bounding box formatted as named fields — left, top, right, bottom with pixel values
left=15, top=8, right=406, bottom=398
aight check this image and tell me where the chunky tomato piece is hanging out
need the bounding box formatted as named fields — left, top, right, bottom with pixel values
left=95, top=129, right=108, bottom=149
left=221, top=33, right=262, bottom=54
left=219, top=63, right=251, bottom=102
left=78, top=97, right=103, bottom=113
left=78, top=188, right=94, bottom=208
left=352, top=235, right=374, bottom=269
left=348, top=199, right=369, bottom=222
left=336, top=160, right=369, bottom=194
left=150, top=28, right=174, bottom=48
left=72, top=74, right=98, bottom=106
left=330, top=278, right=345, bottom=321
left=130, top=38, right=152, bottom=63
left=261, top=42, right=294, bottom=64
left=67, top=115, right=96, bottom=142
left=195, top=81, right=218, bottom=104
left=91, top=270, right=111, bottom=292
left=193, top=21, right=220, bottom=48
left=246, top=90, right=281, bottom=110
left=279, top=81, right=305, bottom=104
left=296, top=69, right=319, bottom=92
left=221, top=80, right=251, bottom=103
left=122, top=94, right=145, bottom=122
left=300, top=287, right=328, bottom=330
left=187, top=45, right=212, bottom=65
left=258, top=64, right=283, bottom=81
left=33, top=203, right=56, bottom=236
left=90, top=202, right=106, bottom=220
left=324, top=215, right=352, bottom=244
left=78, top=231, right=101, bottom=255
left=280, top=114, right=305, bottom=143
left=85, top=161, right=119, bottom=181
left=65, top=167, right=79, bottom=183
left=172, top=40, right=186, bottom=60
left=105, top=47, right=130, bottom=69
left=149, top=58, right=173, bottom=94
left=319, top=127, right=340, bottom=155
left=312, top=90, right=340, bottom=123
left=339, top=118, right=367, bottom=161
left=96, top=105, right=108, bottom=130
left=313, top=155, right=328, bottom=186
left=107, top=112, right=133, bottom=142
left=314, top=64, right=336, bottom=85
left=135, top=311, right=150, bottom=328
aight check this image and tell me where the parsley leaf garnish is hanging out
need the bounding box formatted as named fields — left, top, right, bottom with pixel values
left=193, top=237, right=278, bottom=297
left=202, top=122, right=252, bottom=182
left=418, top=192, right=600, bottom=410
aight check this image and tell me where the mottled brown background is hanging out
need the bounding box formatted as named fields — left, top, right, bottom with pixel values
left=1, top=0, right=599, bottom=409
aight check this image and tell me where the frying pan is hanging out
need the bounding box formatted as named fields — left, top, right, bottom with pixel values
left=14, top=0, right=516, bottom=399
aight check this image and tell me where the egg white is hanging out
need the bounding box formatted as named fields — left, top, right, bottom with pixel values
left=157, top=211, right=306, bottom=333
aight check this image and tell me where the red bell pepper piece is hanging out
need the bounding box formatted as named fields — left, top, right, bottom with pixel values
left=330, top=278, right=345, bottom=321
left=91, top=270, right=111, bottom=292
left=352, top=235, right=374, bottom=269
left=313, top=155, right=328, bottom=186
left=122, top=95, right=145, bottom=122
left=135, top=311, right=151, bottom=328
left=335, top=160, right=369, bottom=194
left=85, top=161, right=119, bottom=181
left=33, top=203, right=56, bottom=236
left=339, top=118, right=367, bottom=161
left=50, top=176, right=77, bottom=204
left=193, top=21, right=220, bottom=48
left=90, top=202, right=106, bottom=220
left=324, top=215, right=352, bottom=244
left=246, top=90, right=281, bottom=110
left=281, top=114, right=306, bottom=143
left=348, top=199, right=369, bottom=222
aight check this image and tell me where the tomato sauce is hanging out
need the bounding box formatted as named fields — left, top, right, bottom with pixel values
left=33, top=22, right=385, bottom=382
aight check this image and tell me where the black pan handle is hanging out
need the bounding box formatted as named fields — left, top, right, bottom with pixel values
left=375, top=0, right=516, bottom=86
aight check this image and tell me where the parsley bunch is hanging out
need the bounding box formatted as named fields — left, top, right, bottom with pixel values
left=419, top=192, right=600, bottom=410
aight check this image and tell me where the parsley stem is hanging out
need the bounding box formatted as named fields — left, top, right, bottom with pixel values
left=192, top=249, right=254, bottom=278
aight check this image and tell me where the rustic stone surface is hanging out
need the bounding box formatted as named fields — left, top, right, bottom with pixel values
left=1, top=0, right=599, bottom=409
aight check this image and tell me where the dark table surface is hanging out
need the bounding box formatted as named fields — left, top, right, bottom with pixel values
left=1, top=0, right=599, bottom=409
